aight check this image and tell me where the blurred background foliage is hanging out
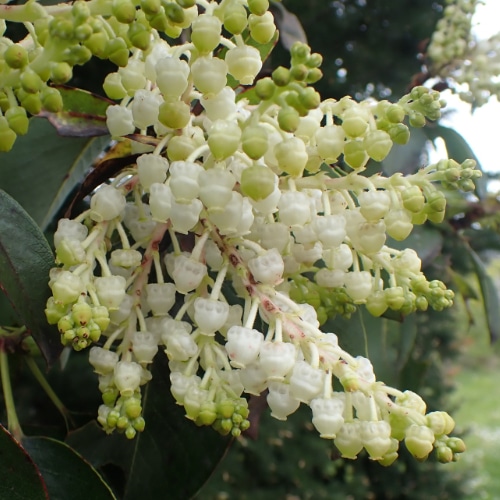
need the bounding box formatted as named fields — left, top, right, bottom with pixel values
left=198, top=1, right=500, bottom=498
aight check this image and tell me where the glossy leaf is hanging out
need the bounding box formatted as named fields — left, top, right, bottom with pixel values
left=0, top=190, right=61, bottom=365
left=272, top=2, right=308, bottom=49
left=39, top=87, right=111, bottom=137
left=67, top=354, right=231, bottom=500
left=0, top=117, right=109, bottom=230
left=467, top=244, right=500, bottom=341
left=23, top=436, right=116, bottom=500
left=0, top=424, right=48, bottom=500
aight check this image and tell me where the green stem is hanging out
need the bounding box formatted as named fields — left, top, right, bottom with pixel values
left=25, top=356, right=75, bottom=430
left=0, top=346, right=23, bottom=440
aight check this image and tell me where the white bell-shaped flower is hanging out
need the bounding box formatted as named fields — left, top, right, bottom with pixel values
left=200, top=87, right=237, bottom=121
left=131, top=89, right=161, bottom=130
left=123, top=204, right=157, bottom=243
left=94, top=275, right=127, bottom=310
left=248, top=248, right=284, bottom=285
left=258, top=222, right=290, bottom=253
left=312, top=214, right=346, bottom=248
left=161, top=320, right=197, bottom=360
left=109, top=293, right=134, bottom=326
left=194, top=297, right=229, bottom=334
left=137, top=154, right=168, bottom=191
left=155, top=57, right=190, bottom=98
left=361, top=420, right=393, bottom=459
left=259, top=340, right=297, bottom=381
left=51, top=270, right=85, bottom=304
left=149, top=183, right=172, bottom=222
left=292, top=242, right=322, bottom=264
left=170, top=371, right=201, bottom=404
left=278, top=191, right=311, bottom=227
left=233, top=197, right=254, bottom=236
left=90, top=185, right=126, bottom=222
left=324, top=243, right=353, bottom=271
left=238, top=362, right=268, bottom=395
left=315, top=125, right=345, bottom=162
left=392, top=248, right=421, bottom=275
left=191, top=13, right=222, bottom=53
left=225, top=326, right=264, bottom=368
left=191, top=56, right=227, bottom=96
left=54, top=218, right=88, bottom=247
left=170, top=254, right=207, bottom=293
left=355, top=355, right=376, bottom=383
left=343, top=271, right=373, bottom=302
left=169, top=161, right=203, bottom=203
left=358, top=190, right=391, bottom=221
left=144, top=39, right=170, bottom=81
left=208, top=119, right=242, bottom=160
left=170, top=198, right=203, bottom=234
left=146, top=283, right=177, bottom=316
left=267, top=381, right=300, bottom=420
left=218, top=369, right=244, bottom=397
left=315, top=268, right=345, bottom=288
left=110, top=249, right=142, bottom=269
left=250, top=184, right=281, bottom=215
left=310, top=395, right=345, bottom=438
left=89, top=346, right=119, bottom=375
left=334, top=420, right=364, bottom=459
left=114, top=360, right=142, bottom=397
left=385, top=208, right=413, bottom=241
left=289, top=361, right=325, bottom=403
left=225, top=45, right=262, bottom=85
left=184, top=384, right=210, bottom=420
left=131, top=331, right=159, bottom=364
left=198, top=168, right=235, bottom=212
left=208, top=191, right=244, bottom=235
left=106, top=105, right=135, bottom=137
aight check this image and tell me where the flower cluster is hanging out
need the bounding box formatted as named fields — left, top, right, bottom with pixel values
left=427, top=0, right=500, bottom=107
left=40, top=0, right=476, bottom=464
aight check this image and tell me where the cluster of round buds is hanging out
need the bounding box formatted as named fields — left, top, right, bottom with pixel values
left=426, top=0, right=500, bottom=107
left=41, top=0, right=474, bottom=461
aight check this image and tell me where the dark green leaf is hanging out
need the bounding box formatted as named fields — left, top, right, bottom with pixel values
left=0, top=424, right=49, bottom=500
left=23, top=436, right=116, bottom=500
left=39, top=87, right=111, bottom=137
left=381, top=127, right=428, bottom=176
left=0, top=117, right=109, bottom=230
left=0, top=190, right=61, bottom=365
left=272, top=2, right=308, bottom=49
left=424, top=124, right=488, bottom=199
left=67, top=354, right=231, bottom=500
left=467, top=244, right=500, bottom=341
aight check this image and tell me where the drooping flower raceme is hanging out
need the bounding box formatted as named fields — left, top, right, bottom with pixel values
left=41, top=0, right=476, bottom=464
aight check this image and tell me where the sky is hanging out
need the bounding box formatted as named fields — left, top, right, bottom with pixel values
left=439, top=0, right=500, bottom=175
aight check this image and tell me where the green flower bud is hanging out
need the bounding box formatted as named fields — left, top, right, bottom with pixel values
left=21, top=70, right=43, bottom=94
left=240, top=164, right=276, bottom=200
left=196, top=401, right=217, bottom=426
left=0, top=117, right=17, bottom=152
left=45, top=297, right=69, bottom=325
left=103, top=73, right=128, bottom=100
left=4, top=44, right=29, bottom=69
left=72, top=1, right=90, bottom=24
left=384, top=287, right=405, bottom=310
left=242, top=125, right=269, bottom=159
left=446, top=437, right=466, bottom=454
left=85, top=32, right=109, bottom=58
left=123, top=397, right=142, bottom=419
left=249, top=11, right=276, bottom=44
left=72, top=301, right=93, bottom=326
left=64, top=45, right=93, bottom=65
left=255, top=77, right=275, bottom=100
left=290, top=42, right=311, bottom=64
left=248, top=0, right=269, bottom=16
left=388, top=123, right=410, bottom=145
left=148, top=12, right=169, bottom=32
left=305, top=68, right=323, bottom=84
left=405, top=424, right=435, bottom=459
left=133, top=416, right=146, bottom=432
left=436, top=446, right=453, bottom=463
left=365, top=290, right=388, bottom=317
left=176, top=0, right=196, bottom=7
left=277, top=106, right=300, bottom=133
left=290, top=64, right=308, bottom=82
left=342, top=109, right=368, bottom=138
left=208, top=120, right=241, bottom=160
left=112, top=0, right=137, bottom=24
left=298, top=87, right=321, bottom=110
left=49, top=18, right=74, bottom=40
left=102, top=389, right=118, bottom=406
left=128, top=21, right=151, bottom=50
left=163, top=2, right=185, bottom=24
left=402, top=186, right=425, bottom=213
left=167, top=134, right=196, bottom=161
left=41, top=88, right=63, bottom=113
left=141, top=0, right=161, bottom=15
left=386, top=104, right=405, bottom=123
left=409, top=112, right=426, bottom=128
left=158, top=100, right=191, bottom=129
left=50, top=62, right=73, bottom=85
left=217, top=399, right=235, bottom=419
left=5, top=106, right=29, bottom=136
left=272, top=66, right=290, bottom=87
left=363, top=129, right=392, bottom=161
left=343, top=140, right=369, bottom=169
left=191, top=13, right=222, bottom=54
left=106, top=37, right=129, bottom=67
left=223, top=3, right=248, bottom=34
left=18, top=90, right=42, bottom=115
left=274, top=137, right=308, bottom=177
left=92, top=305, right=110, bottom=331
left=307, top=53, right=323, bottom=68
left=426, top=190, right=446, bottom=212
